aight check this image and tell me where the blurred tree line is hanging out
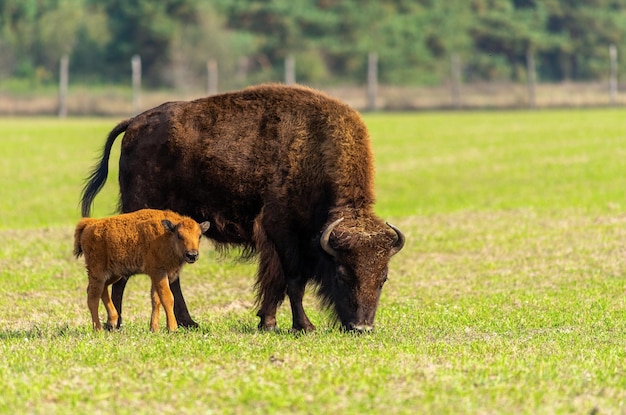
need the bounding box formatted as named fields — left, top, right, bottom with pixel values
left=1, top=0, right=626, bottom=90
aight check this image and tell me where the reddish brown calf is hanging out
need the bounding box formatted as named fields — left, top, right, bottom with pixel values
left=73, top=209, right=210, bottom=331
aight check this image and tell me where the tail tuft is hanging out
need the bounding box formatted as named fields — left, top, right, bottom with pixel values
left=80, top=118, right=132, bottom=217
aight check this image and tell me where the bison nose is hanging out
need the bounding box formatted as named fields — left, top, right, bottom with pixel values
left=347, top=323, right=374, bottom=333
left=184, top=250, right=199, bottom=263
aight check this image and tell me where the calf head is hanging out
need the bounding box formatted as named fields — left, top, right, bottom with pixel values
left=320, top=216, right=405, bottom=332
left=162, top=218, right=211, bottom=263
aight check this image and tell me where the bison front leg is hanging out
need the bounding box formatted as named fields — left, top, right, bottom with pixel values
left=253, top=216, right=287, bottom=331
left=255, top=250, right=286, bottom=331
left=287, top=277, right=315, bottom=332
left=151, top=275, right=178, bottom=332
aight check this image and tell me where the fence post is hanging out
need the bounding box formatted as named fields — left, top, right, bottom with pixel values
left=58, top=55, right=69, bottom=118
left=450, top=53, right=462, bottom=109
left=609, top=44, right=618, bottom=105
left=207, top=59, right=218, bottom=95
left=285, top=55, right=296, bottom=85
left=526, top=49, right=537, bottom=109
left=367, top=52, right=378, bottom=111
left=131, top=54, right=141, bottom=115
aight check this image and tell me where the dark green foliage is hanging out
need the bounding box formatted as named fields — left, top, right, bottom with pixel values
left=101, top=0, right=198, bottom=85
left=1, top=0, right=626, bottom=87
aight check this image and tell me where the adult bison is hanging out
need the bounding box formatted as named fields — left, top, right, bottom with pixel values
left=81, top=84, right=404, bottom=332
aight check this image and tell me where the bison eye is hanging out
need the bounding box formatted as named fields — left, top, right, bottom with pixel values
left=176, top=233, right=183, bottom=240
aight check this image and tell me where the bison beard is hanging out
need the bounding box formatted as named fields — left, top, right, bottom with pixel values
left=80, top=83, right=405, bottom=332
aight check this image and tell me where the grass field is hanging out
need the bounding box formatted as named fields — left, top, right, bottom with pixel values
left=1, top=110, right=625, bottom=414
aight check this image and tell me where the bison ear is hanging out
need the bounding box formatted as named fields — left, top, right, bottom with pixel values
left=199, top=221, right=210, bottom=233
left=161, top=219, right=176, bottom=233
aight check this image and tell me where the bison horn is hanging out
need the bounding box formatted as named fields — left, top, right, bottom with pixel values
left=387, top=222, right=405, bottom=256
left=320, top=217, right=344, bottom=258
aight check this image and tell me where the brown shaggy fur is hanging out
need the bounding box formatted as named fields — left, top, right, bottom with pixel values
left=81, top=84, right=404, bottom=332
left=74, top=209, right=210, bottom=331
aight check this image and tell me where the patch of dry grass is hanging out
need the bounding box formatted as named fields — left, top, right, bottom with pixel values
left=0, top=81, right=623, bottom=117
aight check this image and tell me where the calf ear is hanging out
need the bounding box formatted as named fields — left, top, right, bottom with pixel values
left=161, top=219, right=176, bottom=233
left=199, top=221, right=210, bottom=233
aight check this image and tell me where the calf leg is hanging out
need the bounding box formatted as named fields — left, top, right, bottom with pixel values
left=86, top=271, right=105, bottom=331
left=101, top=285, right=119, bottom=330
left=113, top=275, right=197, bottom=329
left=150, top=285, right=162, bottom=332
left=151, top=276, right=178, bottom=332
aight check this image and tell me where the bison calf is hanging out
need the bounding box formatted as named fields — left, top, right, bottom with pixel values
left=73, top=209, right=210, bottom=332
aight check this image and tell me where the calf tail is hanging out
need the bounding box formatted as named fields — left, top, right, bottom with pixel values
left=73, top=219, right=91, bottom=258
left=80, top=119, right=132, bottom=217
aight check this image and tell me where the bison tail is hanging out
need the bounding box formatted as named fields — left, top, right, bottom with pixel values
left=80, top=119, right=132, bottom=217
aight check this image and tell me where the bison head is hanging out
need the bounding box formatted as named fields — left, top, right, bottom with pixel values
left=319, top=216, right=404, bottom=332
left=162, top=218, right=211, bottom=264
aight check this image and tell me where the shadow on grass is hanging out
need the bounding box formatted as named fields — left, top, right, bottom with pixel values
left=0, top=323, right=87, bottom=340
left=0, top=317, right=348, bottom=339
left=220, top=317, right=346, bottom=337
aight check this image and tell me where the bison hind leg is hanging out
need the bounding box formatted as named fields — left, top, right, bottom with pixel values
left=170, top=277, right=198, bottom=328
left=110, top=276, right=130, bottom=329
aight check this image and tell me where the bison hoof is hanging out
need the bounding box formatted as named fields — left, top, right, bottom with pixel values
left=344, top=324, right=374, bottom=334
left=258, top=323, right=278, bottom=332
left=103, top=322, right=116, bottom=331
left=291, top=324, right=316, bottom=333
left=177, top=319, right=199, bottom=329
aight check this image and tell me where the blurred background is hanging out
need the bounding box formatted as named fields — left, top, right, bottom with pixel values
left=2, top=0, right=626, bottom=115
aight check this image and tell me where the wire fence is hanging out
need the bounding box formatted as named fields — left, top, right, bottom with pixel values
left=0, top=50, right=624, bottom=117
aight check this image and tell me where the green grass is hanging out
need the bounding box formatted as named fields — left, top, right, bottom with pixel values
left=370, top=109, right=626, bottom=216
left=1, top=110, right=626, bottom=414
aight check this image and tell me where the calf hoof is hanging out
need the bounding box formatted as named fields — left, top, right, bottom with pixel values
left=103, top=322, right=115, bottom=331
